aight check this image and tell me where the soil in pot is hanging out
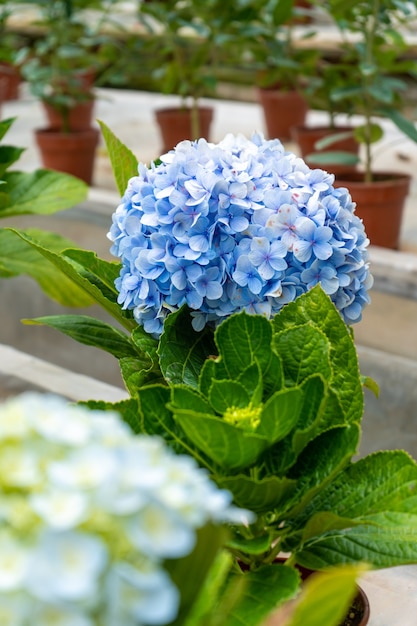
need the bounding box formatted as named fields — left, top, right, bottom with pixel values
left=334, top=171, right=411, bottom=249
left=258, top=89, right=308, bottom=142
left=35, top=127, right=99, bottom=185
left=155, top=106, right=214, bottom=153
left=291, top=125, right=359, bottom=175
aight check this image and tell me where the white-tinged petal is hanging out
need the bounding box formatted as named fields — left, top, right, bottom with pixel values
left=126, top=502, right=195, bottom=559
left=30, top=489, right=89, bottom=529
left=27, top=530, right=108, bottom=604
left=34, top=604, right=93, bottom=626
left=0, top=592, right=31, bottom=626
left=0, top=535, right=30, bottom=591
left=48, top=446, right=118, bottom=490
left=108, top=562, right=179, bottom=626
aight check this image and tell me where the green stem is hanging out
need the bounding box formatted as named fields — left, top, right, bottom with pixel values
left=363, top=0, right=379, bottom=182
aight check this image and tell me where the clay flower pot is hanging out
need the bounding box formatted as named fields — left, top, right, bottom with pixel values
left=258, top=88, right=308, bottom=142
left=42, top=99, right=95, bottom=132
left=35, top=127, right=99, bottom=185
left=155, top=106, right=214, bottom=153
left=0, top=62, right=20, bottom=100
left=334, top=171, right=411, bottom=249
left=291, top=125, right=359, bottom=175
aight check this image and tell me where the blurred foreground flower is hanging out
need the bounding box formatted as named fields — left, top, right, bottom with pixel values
left=108, top=133, right=373, bottom=336
left=0, top=393, right=249, bottom=626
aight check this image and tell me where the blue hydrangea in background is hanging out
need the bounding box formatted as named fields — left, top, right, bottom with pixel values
left=108, top=133, right=373, bottom=336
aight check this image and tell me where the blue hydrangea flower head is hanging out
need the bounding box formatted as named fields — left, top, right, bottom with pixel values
left=108, top=133, right=373, bottom=336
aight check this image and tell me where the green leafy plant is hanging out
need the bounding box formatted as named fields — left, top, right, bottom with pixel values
left=318, top=0, right=417, bottom=180
left=231, top=0, right=318, bottom=91
left=8, top=123, right=417, bottom=622
left=138, top=0, right=220, bottom=139
left=17, top=0, right=127, bottom=132
left=0, top=116, right=93, bottom=305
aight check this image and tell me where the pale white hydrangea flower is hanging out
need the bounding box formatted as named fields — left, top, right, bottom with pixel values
left=0, top=392, right=249, bottom=625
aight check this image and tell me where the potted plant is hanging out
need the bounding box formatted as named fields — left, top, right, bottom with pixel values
left=13, top=129, right=417, bottom=623
left=138, top=0, right=218, bottom=152
left=0, top=1, right=28, bottom=101
left=317, top=0, right=417, bottom=249
left=233, top=0, right=318, bottom=141
left=16, top=0, right=124, bottom=184
left=291, top=55, right=361, bottom=174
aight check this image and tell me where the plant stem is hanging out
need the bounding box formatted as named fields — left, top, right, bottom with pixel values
left=363, top=0, right=380, bottom=182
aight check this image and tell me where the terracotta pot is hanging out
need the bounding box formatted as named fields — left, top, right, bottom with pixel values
left=0, top=62, right=20, bottom=100
left=155, top=106, right=214, bottom=153
left=42, top=99, right=95, bottom=132
left=258, top=88, right=308, bottom=142
left=291, top=125, right=359, bottom=175
left=35, top=127, right=99, bottom=185
left=334, top=172, right=411, bottom=249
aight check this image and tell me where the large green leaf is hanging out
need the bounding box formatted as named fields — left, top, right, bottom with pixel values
left=0, top=147, right=25, bottom=179
left=136, top=384, right=197, bottom=458
left=23, top=315, right=137, bottom=359
left=98, top=119, right=138, bottom=196
left=292, top=451, right=417, bottom=569
left=257, top=387, right=304, bottom=443
left=284, top=424, right=361, bottom=522
left=9, top=229, right=135, bottom=330
left=273, top=324, right=331, bottom=386
left=223, top=564, right=300, bottom=626
left=0, top=228, right=93, bottom=306
left=218, top=474, right=298, bottom=514
left=214, top=310, right=274, bottom=380
left=158, top=306, right=217, bottom=387
left=173, top=409, right=269, bottom=471
left=297, top=512, right=417, bottom=570
left=272, top=286, right=363, bottom=423
left=0, top=169, right=87, bottom=218
left=281, top=565, right=367, bottom=626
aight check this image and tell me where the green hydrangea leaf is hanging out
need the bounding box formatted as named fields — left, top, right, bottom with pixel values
left=272, top=286, right=363, bottom=423
left=98, top=119, right=138, bottom=196
left=223, top=564, right=300, bottom=626
left=257, top=387, right=304, bottom=443
left=22, top=314, right=136, bottom=359
left=0, top=228, right=93, bottom=306
left=282, top=565, right=367, bottom=626
left=273, top=323, right=331, bottom=386
left=285, top=424, right=361, bottom=520
left=214, top=310, right=274, bottom=380
left=119, top=356, right=165, bottom=395
left=227, top=533, right=273, bottom=556
left=158, top=306, right=217, bottom=388
left=172, top=409, right=269, bottom=471
left=209, top=380, right=251, bottom=415
left=8, top=228, right=135, bottom=330
left=217, top=474, right=298, bottom=514
left=171, top=385, right=214, bottom=414
left=0, top=169, right=87, bottom=217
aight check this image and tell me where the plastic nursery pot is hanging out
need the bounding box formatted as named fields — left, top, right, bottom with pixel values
left=334, top=171, right=411, bottom=249
left=35, top=127, right=100, bottom=185
left=155, top=106, right=214, bottom=153
left=291, top=125, right=359, bottom=175
left=257, top=88, right=308, bottom=142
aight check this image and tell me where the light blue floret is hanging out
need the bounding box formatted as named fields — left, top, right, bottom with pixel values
left=108, top=133, right=373, bottom=336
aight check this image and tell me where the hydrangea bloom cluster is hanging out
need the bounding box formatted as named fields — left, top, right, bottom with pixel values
left=108, top=133, right=373, bottom=336
left=0, top=392, right=248, bottom=626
